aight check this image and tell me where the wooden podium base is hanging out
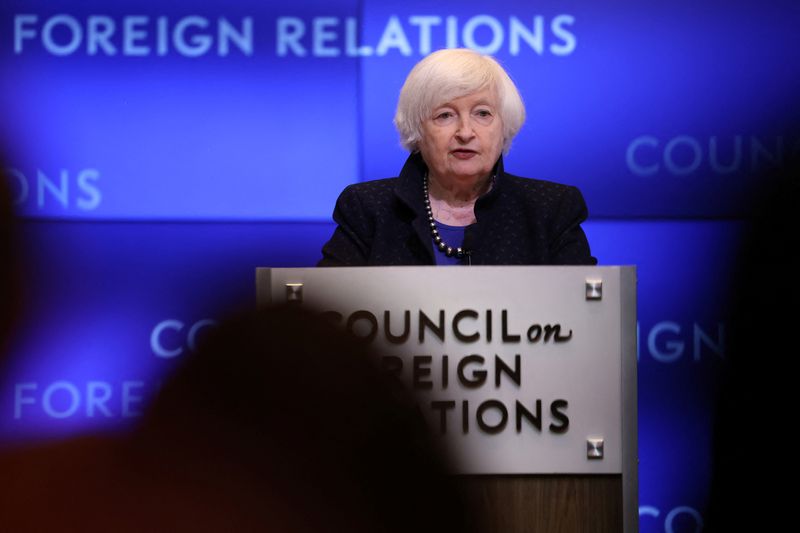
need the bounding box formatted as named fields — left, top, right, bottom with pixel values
left=458, top=475, right=623, bottom=532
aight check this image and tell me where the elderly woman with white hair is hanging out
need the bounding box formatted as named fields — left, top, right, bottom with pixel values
left=319, top=48, right=596, bottom=266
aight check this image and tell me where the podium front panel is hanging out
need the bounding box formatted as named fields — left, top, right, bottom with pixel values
left=257, top=266, right=636, bottom=477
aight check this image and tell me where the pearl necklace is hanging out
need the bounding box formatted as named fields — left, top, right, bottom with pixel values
left=422, top=174, right=469, bottom=259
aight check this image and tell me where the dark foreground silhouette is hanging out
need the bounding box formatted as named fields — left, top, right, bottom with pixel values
left=1, top=305, right=478, bottom=533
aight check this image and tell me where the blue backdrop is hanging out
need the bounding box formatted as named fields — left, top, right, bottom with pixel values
left=2, top=1, right=799, bottom=531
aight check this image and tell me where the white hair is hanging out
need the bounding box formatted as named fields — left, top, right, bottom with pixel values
left=394, top=48, right=526, bottom=154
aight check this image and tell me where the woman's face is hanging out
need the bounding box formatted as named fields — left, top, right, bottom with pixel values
left=418, top=88, right=504, bottom=185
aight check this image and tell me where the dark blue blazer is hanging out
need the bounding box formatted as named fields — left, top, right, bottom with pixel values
left=318, top=153, right=597, bottom=266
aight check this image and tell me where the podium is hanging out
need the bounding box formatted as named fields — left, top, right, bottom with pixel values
left=257, top=266, right=637, bottom=532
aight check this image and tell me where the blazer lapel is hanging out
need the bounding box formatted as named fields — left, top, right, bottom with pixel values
left=393, top=154, right=435, bottom=264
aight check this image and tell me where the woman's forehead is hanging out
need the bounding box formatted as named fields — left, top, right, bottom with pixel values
left=431, top=87, right=498, bottom=109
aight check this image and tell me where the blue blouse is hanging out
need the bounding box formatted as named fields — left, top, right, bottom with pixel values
left=432, top=221, right=473, bottom=266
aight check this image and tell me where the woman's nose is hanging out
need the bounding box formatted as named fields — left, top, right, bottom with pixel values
left=455, top=116, right=476, bottom=140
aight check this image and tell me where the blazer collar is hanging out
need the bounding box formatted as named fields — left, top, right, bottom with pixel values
left=392, top=152, right=505, bottom=263
left=393, top=152, right=506, bottom=212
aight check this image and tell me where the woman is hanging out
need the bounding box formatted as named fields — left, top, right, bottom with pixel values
left=318, top=48, right=596, bottom=266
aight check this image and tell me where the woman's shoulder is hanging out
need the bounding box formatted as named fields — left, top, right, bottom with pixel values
left=500, top=172, right=585, bottom=209
left=334, top=177, right=406, bottom=215
left=341, top=177, right=400, bottom=196
left=502, top=172, right=575, bottom=194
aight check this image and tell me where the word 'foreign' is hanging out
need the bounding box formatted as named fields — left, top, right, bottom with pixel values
left=382, top=354, right=521, bottom=390
left=13, top=14, right=253, bottom=57
left=323, top=309, right=573, bottom=344
left=14, top=381, right=146, bottom=419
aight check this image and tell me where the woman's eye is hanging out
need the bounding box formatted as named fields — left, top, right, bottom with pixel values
left=476, top=109, right=492, bottom=117
left=432, top=111, right=455, bottom=124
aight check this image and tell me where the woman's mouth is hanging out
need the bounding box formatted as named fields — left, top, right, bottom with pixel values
left=450, top=149, right=477, bottom=159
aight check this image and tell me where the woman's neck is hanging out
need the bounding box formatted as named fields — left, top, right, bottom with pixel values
left=426, top=171, right=493, bottom=227
left=427, top=171, right=492, bottom=205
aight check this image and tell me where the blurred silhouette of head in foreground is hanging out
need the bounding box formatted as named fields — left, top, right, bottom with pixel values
left=2, top=305, right=476, bottom=533
left=704, top=135, right=799, bottom=531
left=1, top=159, right=22, bottom=351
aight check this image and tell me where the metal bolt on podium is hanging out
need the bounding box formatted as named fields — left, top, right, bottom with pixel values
left=585, top=279, right=603, bottom=300
left=285, top=283, right=304, bottom=303
left=587, top=437, right=604, bottom=459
